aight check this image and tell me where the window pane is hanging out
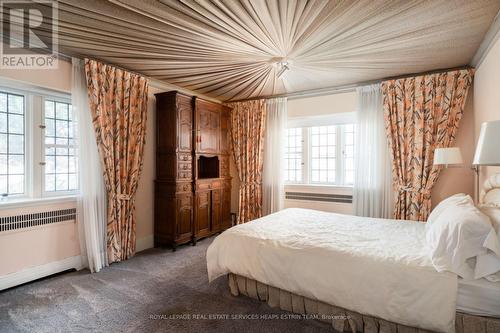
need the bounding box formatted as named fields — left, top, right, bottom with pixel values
left=0, top=134, right=6, bottom=153
left=8, top=114, right=23, bottom=134
left=0, top=175, right=6, bottom=194
left=310, top=126, right=336, bottom=184
left=342, top=124, right=356, bottom=185
left=56, top=174, right=68, bottom=191
left=44, top=100, right=78, bottom=193
left=0, top=113, right=6, bottom=132
left=45, top=118, right=55, bottom=137
left=8, top=155, right=23, bottom=174
left=8, top=174, right=23, bottom=194
left=55, top=102, right=68, bottom=119
left=0, top=94, right=6, bottom=112
left=9, top=134, right=23, bottom=154
left=8, top=94, right=24, bottom=114
left=0, top=92, right=25, bottom=196
left=45, top=174, right=55, bottom=191
left=0, top=155, right=6, bottom=174
left=284, top=128, right=302, bottom=183
left=45, top=100, right=54, bottom=119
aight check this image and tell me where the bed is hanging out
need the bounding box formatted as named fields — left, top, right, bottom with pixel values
left=207, top=177, right=500, bottom=333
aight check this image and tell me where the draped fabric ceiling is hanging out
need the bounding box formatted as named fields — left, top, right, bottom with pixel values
left=54, top=0, right=500, bottom=101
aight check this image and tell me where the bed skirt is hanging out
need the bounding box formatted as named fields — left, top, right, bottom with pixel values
left=227, top=273, right=500, bottom=333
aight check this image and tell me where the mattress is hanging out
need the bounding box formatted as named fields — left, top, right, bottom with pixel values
left=457, top=278, right=500, bottom=317
left=207, top=208, right=458, bottom=333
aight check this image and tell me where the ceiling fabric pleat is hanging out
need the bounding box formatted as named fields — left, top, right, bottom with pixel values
left=51, top=0, right=500, bottom=101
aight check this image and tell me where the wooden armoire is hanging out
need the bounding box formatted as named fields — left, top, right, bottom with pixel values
left=154, top=91, right=232, bottom=250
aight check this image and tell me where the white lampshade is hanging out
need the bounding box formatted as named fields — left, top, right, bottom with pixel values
left=434, top=147, right=463, bottom=165
left=473, top=120, right=500, bottom=166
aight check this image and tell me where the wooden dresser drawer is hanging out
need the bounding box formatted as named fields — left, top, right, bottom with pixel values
left=176, top=182, right=192, bottom=193
left=178, top=153, right=192, bottom=162
left=196, top=180, right=221, bottom=190
left=178, top=170, right=192, bottom=180
left=178, top=161, right=192, bottom=172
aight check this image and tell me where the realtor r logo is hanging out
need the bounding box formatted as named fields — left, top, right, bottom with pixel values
left=0, top=0, right=58, bottom=69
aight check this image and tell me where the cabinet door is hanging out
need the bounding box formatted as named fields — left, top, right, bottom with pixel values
left=177, top=96, right=192, bottom=152
left=211, top=189, right=222, bottom=233
left=176, top=193, right=193, bottom=237
left=195, top=190, right=211, bottom=236
left=195, top=99, right=220, bottom=154
left=221, top=182, right=231, bottom=230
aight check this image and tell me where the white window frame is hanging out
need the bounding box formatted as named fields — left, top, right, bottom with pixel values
left=41, top=95, right=77, bottom=197
left=0, top=78, right=76, bottom=203
left=285, top=112, right=356, bottom=187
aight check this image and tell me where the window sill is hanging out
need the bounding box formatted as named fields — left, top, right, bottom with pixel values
left=0, top=195, right=78, bottom=210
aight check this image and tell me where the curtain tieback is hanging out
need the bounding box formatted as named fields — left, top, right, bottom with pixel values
left=114, top=193, right=132, bottom=201
left=397, top=185, right=431, bottom=195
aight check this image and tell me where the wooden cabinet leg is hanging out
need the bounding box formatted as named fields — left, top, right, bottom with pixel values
left=172, top=244, right=177, bottom=252
left=192, top=238, right=197, bottom=246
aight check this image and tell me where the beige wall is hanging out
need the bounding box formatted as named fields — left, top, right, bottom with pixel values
left=288, top=91, right=357, bottom=117
left=473, top=36, right=500, bottom=189
left=135, top=86, right=159, bottom=247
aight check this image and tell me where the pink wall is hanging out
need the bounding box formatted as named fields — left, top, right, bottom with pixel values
left=473, top=37, right=500, bottom=189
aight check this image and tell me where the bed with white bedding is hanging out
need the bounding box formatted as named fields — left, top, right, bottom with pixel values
left=207, top=175, right=500, bottom=332
left=207, top=208, right=458, bottom=332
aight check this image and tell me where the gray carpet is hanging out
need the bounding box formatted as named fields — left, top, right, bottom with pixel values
left=0, top=237, right=333, bottom=333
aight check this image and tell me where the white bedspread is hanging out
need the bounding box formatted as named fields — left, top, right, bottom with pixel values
left=207, top=208, right=458, bottom=333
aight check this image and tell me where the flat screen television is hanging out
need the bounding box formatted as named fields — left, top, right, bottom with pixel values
left=197, top=156, right=219, bottom=179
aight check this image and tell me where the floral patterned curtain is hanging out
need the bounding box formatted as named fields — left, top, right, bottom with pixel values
left=85, top=59, right=149, bottom=263
left=381, top=69, right=473, bottom=221
left=227, top=100, right=267, bottom=223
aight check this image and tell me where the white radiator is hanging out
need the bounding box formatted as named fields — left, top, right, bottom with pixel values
left=284, top=185, right=353, bottom=215
left=0, top=208, right=77, bottom=233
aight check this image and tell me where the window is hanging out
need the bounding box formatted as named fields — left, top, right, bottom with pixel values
left=0, top=93, right=25, bottom=195
left=0, top=83, right=77, bottom=201
left=284, top=123, right=356, bottom=186
left=284, top=128, right=302, bottom=183
left=44, top=100, right=78, bottom=193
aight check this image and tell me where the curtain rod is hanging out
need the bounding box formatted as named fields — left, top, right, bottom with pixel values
left=226, top=65, right=473, bottom=103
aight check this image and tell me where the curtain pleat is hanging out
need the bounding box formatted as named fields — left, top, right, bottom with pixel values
left=227, top=100, right=267, bottom=223
left=262, top=97, right=287, bottom=216
left=353, top=84, right=393, bottom=219
left=84, top=58, right=149, bottom=263
left=73, top=58, right=108, bottom=273
left=381, top=69, right=473, bottom=221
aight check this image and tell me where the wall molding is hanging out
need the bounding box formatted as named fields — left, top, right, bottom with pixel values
left=136, top=234, right=154, bottom=253
left=471, top=10, right=500, bottom=68
left=0, top=255, right=83, bottom=291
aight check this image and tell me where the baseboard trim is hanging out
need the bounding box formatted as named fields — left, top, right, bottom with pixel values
left=0, top=255, right=83, bottom=291
left=136, top=234, right=154, bottom=253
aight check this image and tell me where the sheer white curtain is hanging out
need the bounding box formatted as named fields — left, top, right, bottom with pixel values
left=262, top=97, right=287, bottom=215
left=353, top=84, right=393, bottom=218
left=72, top=58, right=108, bottom=273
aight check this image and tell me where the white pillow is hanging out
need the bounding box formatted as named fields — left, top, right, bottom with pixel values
left=426, top=203, right=494, bottom=279
left=476, top=206, right=500, bottom=280
left=426, top=193, right=473, bottom=231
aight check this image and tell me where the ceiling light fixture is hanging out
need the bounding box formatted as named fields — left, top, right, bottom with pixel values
left=276, top=59, right=290, bottom=78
